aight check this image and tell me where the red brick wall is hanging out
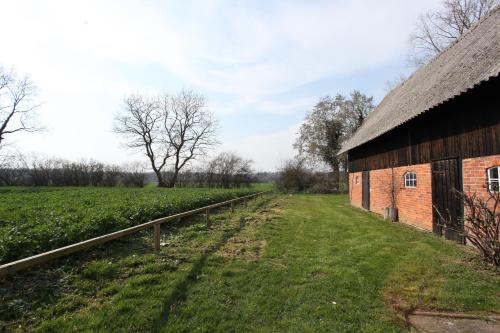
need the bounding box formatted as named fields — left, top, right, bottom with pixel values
left=394, top=164, right=433, bottom=231
left=369, top=168, right=393, bottom=217
left=349, top=172, right=363, bottom=208
left=462, top=154, right=500, bottom=204
left=348, top=154, right=500, bottom=233
left=368, top=164, right=433, bottom=231
left=349, top=163, right=433, bottom=231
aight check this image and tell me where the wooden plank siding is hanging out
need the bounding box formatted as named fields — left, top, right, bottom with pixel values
left=348, top=76, right=500, bottom=173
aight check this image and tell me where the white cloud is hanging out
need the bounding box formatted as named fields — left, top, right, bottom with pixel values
left=0, top=0, right=442, bottom=170
left=1, top=0, right=440, bottom=97
left=1, top=0, right=442, bottom=92
left=221, top=124, right=300, bottom=171
left=253, top=97, right=315, bottom=115
left=149, top=0, right=441, bottom=96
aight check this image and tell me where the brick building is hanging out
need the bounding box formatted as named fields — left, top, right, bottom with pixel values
left=339, top=8, right=500, bottom=241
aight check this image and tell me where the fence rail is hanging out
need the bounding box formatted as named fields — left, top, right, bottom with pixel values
left=0, top=191, right=268, bottom=277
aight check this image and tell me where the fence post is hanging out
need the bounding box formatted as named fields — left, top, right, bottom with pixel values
left=231, top=201, right=235, bottom=213
left=206, top=208, right=210, bottom=227
left=154, top=224, right=161, bottom=251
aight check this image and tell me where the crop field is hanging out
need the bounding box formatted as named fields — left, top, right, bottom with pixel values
left=0, top=185, right=268, bottom=264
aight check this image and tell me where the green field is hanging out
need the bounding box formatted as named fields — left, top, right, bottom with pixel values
left=1, top=194, right=498, bottom=332
left=0, top=185, right=269, bottom=263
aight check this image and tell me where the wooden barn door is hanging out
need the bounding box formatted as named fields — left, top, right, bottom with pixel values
left=431, top=158, right=464, bottom=243
left=362, top=171, right=370, bottom=210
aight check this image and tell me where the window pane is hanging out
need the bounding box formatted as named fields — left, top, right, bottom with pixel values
left=489, top=167, right=499, bottom=179
left=487, top=167, right=500, bottom=192
left=404, top=172, right=417, bottom=188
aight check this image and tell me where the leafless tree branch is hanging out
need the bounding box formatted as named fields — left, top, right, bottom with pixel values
left=113, top=90, right=218, bottom=187
left=435, top=190, right=500, bottom=266
left=0, top=67, right=42, bottom=149
left=162, top=90, right=218, bottom=187
left=409, top=0, right=499, bottom=66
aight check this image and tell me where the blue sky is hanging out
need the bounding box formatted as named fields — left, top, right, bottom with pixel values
left=0, top=0, right=441, bottom=171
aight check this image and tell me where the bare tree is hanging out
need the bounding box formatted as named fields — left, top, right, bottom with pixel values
left=381, top=168, right=400, bottom=222
left=0, top=67, right=42, bottom=149
left=435, top=190, right=499, bottom=266
left=204, top=152, right=253, bottom=188
left=120, top=161, right=147, bottom=187
left=461, top=191, right=500, bottom=266
left=0, top=149, right=24, bottom=185
left=114, top=94, right=170, bottom=186
left=114, top=90, right=217, bottom=187
left=163, top=90, right=218, bottom=187
left=277, top=158, right=312, bottom=193
left=410, top=0, right=499, bottom=65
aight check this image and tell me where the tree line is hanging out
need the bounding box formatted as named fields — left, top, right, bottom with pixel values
left=0, top=157, right=146, bottom=187
left=0, top=151, right=256, bottom=188
left=170, top=152, right=254, bottom=188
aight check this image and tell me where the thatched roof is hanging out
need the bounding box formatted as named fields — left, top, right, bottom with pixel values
left=339, top=6, right=500, bottom=154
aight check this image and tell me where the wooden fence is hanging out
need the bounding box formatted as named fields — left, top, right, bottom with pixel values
left=0, top=191, right=267, bottom=277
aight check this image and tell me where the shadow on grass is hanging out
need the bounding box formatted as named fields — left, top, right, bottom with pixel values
left=0, top=234, right=155, bottom=324
left=0, top=196, right=270, bottom=332
left=0, top=206, right=243, bottom=326
left=151, top=214, right=249, bottom=332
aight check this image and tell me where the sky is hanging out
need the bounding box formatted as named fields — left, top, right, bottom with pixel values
left=0, top=0, right=442, bottom=171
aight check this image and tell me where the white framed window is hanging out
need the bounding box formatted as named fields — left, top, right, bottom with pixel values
left=355, top=176, right=359, bottom=184
left=487, top=166, right=499, bottom=192
left=404, top=171, right=417, bottom=188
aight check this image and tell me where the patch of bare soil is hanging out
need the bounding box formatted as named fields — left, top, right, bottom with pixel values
left=385, top=295, right=415, bottom=326
left=408, top=312, right=500, bottom=333
left=217, top=196, right=285, bottom=262
left=218, top=237, right=267, bottom=262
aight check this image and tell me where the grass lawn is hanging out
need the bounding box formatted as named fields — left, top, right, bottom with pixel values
left=1, top=194, right=498, bottom=332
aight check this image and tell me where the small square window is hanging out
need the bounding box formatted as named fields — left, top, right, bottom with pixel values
left=404, top=172, right=417, bottom=188
left=487, top=166, right=500, bottom=192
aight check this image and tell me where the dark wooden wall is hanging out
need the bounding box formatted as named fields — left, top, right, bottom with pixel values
left=348, top=75, right=500, bottom=173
